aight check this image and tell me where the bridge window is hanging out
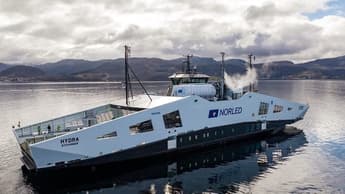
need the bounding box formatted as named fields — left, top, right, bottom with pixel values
left=97, top=131, right=117, bottom=139
left=130, top=120, right=154, bottom=134
left=190, top=78, right=208, bottom=83
left=171, top=79, right=180, bottom=85
left=273, top=105, right=283, bottom=113
left=258, top=102, right=269, bottom=115
left=171, top=77, right=208, bottom=85
left=163, top=110, right=182, bottom=129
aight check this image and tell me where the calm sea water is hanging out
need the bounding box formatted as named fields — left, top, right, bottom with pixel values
left=0, top=80, right=344, bottom=194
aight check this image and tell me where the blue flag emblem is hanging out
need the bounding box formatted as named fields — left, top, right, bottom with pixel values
left=208, top=109, right=219, bottom=118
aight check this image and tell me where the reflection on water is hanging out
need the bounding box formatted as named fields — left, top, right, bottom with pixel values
left=24, top=130, right=307, bottom=194
left=1, top=80, right=345, bottom=193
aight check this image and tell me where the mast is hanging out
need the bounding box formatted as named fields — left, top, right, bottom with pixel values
left=248, top=53, right=255, bottom=92
left=124, top=45, right=130, bottom=105
left=220, top=52, right=225, bottom=99
left=123, top=45, right=152, bottom=105
left=185, top=54, right=192, bottom=74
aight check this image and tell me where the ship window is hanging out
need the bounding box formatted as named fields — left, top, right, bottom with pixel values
left=288, top=107, right=293, bottom=111
left=258, top=102, right=269, bottom=115
left=171, top=79, right=180, bottom=85
left=191, top=78, right=208, bottom=83
left=97, top=131, right=117, bottom=139
left=130, top=120, right=154, bottom=134
left=163, top=110, right=182, bottom=129
left=273, top=105, right=283, bottom=113
left=181, top=78, right=190, bottom=84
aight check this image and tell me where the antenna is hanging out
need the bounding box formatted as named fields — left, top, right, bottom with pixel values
left=220, top=52, right=225, bottom=100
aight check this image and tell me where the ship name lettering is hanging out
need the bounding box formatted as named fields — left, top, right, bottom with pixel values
left=219, top=107, right=242, bottom=116
left=60, top=137, right=79, bottom=147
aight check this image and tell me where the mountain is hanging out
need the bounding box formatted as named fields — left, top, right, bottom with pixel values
left=224, top=59, right=247, bottom=74
left=297, top=55, right=345, bottom=79
left=0, top=65, right=45, bottom=81
left=38, top=59, right=105, bottom=76
left=0, top=55, right=344, bottom=81
left=0, top=63, right=9, bottom=72
left=73, top=57, right=222, bottom=81
left=254, top=61, right=308, bottom=79
left=300, top=55, right=345, bottom=69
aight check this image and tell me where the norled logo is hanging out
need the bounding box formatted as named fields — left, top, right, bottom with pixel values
left=60, top=137, right=79, bottom=147
left=208, top=107, right=242, bottom=118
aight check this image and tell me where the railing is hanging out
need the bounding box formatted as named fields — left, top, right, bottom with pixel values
left=14, top=104, right=132, bottom=144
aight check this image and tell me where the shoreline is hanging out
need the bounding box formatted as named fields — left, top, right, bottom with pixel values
left=0, top=79, right=344, bottom=84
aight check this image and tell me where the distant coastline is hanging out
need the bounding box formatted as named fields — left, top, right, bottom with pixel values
left=1, top=79, right=344, bottom=85
left=1, top=55, right=344, bottom=82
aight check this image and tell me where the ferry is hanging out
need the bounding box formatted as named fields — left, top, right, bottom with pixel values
left=13, top=46, right=309, bottom=172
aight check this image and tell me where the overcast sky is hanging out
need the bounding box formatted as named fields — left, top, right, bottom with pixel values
left=0, top=0, right=344, bottom=64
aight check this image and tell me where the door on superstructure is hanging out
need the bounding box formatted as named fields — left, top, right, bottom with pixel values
left=261, top=121, right=267, bottom=130
left=168, top=136, right=177, bottom=150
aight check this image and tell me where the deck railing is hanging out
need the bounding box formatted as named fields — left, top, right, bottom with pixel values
left=14, top=104, right=131, bottom=144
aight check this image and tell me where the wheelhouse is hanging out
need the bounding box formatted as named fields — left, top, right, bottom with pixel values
left=169, top=73, right=210, bottom=85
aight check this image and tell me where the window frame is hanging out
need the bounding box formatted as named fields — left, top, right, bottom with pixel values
left=273, top=105, right=284, bottom=113
left=97, top=131, right=118, bottom=140
left=129, top=119, right=154, bottom=134
left=163, top=110, right=183, bottom=129
left=258, top=102, right=269, bottom=115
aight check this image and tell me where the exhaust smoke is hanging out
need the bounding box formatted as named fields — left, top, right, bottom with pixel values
left=224, top=67, right=257, bottom=90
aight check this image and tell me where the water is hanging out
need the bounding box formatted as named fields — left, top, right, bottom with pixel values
left=0, top=80, right=344, bottom=193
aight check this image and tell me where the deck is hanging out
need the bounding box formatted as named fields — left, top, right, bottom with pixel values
left=13, top=104, right=144, bottom=148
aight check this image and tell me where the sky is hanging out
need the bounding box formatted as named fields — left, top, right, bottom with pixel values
left=0, top=0, right=344, bottom=64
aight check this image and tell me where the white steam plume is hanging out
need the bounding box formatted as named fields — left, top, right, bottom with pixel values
left=261, top=62, right=273, bottom=78
left=224, top=67, right=257, bottom=90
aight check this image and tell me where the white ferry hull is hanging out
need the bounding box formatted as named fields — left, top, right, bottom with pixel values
left=15, top=92, right=308, bottom=172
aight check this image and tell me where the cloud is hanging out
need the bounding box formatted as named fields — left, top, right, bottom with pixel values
left=0, top=0, right=344, bottom=64
left=245, top=3, right=289, bottom=20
